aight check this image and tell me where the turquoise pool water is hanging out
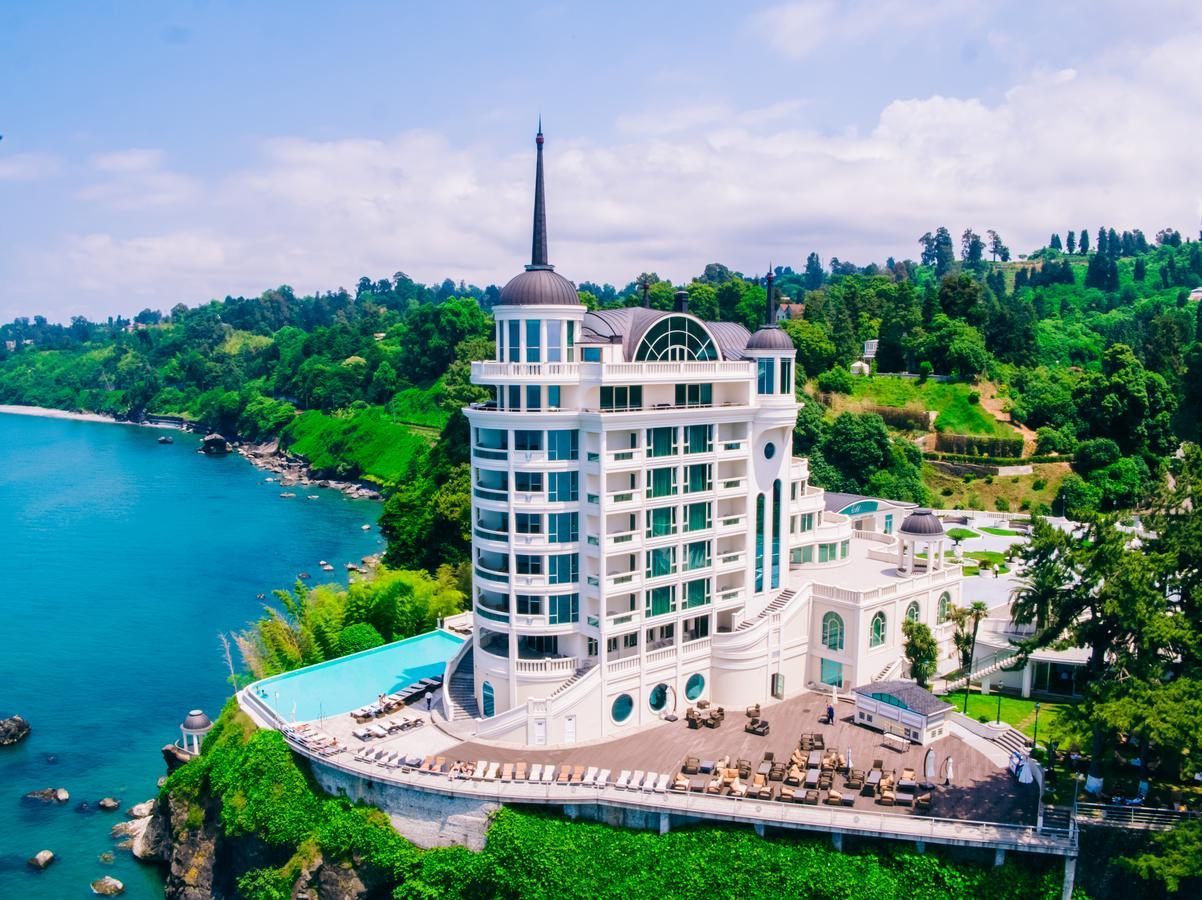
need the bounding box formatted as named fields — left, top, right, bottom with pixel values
left=252, top=629, right=465, bottom=722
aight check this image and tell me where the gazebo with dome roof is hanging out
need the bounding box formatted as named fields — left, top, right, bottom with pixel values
left=178, top=709, right=213, bottom=756
left=895, top=509, right=947, bottom=575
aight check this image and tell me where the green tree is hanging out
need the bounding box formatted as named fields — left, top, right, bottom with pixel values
left=902, top=619, right=938, bottom=688
left=780, top=319, right=835, bottom=378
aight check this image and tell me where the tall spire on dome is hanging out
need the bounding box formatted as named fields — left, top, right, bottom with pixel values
left=529, top=118, right=551, bottom=270
left=765, top=265, right=777, bottom=325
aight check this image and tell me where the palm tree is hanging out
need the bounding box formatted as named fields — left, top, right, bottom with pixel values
left=962, top=600, right=989, bottom=713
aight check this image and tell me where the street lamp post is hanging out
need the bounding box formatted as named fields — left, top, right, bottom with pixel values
left=1032, top=701, right=1042, bottom=754
left=996, top=689, right=1003, bottom=724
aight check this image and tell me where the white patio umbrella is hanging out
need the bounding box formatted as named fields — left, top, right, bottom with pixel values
left=923, top=748, right=936, bottom=786
left=942, top=756, right=955, bottom=786
left=846, top=748, right=853, bottom=772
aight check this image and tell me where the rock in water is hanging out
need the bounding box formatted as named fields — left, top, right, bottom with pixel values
left=24, top=787, right=69, bottom=803
left=126, top=799, right=154, bottom=819
left=91, top=875, right=125, bottom=895
left=99, top=797, right=120, bottom=810
left=27, top=850, right=55, bottom=870
left=98, top=851, right=115, bottom=864
left=0, top=714, right=31, bottom=746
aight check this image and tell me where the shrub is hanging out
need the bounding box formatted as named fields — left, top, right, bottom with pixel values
left=1035, top=426, right=1074, bottom=455
left=941, top=487, right=954, bottom=497
left=995, top=497, right=1010, bottom=512
left=984, top=475, right=994, bottom=484
left=816, top=365, right=854, bottom=394
left=1020, top=499, right=1031, bottom=511
left=1054, top=473, right=1101, bottom=519
left=1032, top=478, right=1047, bottom=491
left=336, top=622, right=385, bottom=656
left=1073, top=437, right=1121, bottom=475
left=918, top=361, right=933, bottom=384
left=968, top=390, right=980, bottom=405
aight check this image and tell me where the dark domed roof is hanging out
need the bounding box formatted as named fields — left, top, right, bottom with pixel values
left=498, top=266, right=580, bottom=306
left=745, top=325, right=794, bottom=351
left=900, top=509, right=944, bottom=536
left=182, top=710, right=212, bottom=731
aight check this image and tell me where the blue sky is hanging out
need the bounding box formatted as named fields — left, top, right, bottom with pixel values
left=2, top=1, right=1200, bottom=320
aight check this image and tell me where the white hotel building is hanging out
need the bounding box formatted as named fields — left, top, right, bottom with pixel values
left=449, top=129, right=963, bottom=746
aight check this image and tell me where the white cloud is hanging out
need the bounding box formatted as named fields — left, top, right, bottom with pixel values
left=0, top=153, right=60, bottom=181
left=751, top=0, right=974, bottom=61
left=78, top=147, right=198, bottom=209
left=13, top=23, right=1202, bottom=316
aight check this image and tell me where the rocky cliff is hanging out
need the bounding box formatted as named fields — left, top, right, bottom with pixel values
left=131, top=737, right=394, bottom=899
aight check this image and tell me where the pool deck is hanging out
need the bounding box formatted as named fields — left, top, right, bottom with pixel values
left=250, top=688, right=1050, bottom=838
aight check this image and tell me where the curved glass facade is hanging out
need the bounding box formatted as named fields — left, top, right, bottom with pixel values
left=634, top=316, right=718, bottom=361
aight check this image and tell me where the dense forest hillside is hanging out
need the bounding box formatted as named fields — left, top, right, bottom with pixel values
left=2, top=225, right=1201, bottom=573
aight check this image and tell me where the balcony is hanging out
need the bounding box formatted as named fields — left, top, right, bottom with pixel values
left=717, top=514, right=746, bottom=534
left=474, top=565, right=509, bottom=585
left=606, top=608, right=641, bottom=628
left=472, top=361, right=583, bottom=381
left=514, top=655, right=581, bottom=675
left=606, top=489, right=642, bottom=509
left=604, top=529, right=639, bottom=549
left=716, top=478, right=746, bottom=497
left=606, top=448, right=643, bottom=467
left=607, top=570, right=642, bottom=591
left=716, top=551, right=746, bottom=571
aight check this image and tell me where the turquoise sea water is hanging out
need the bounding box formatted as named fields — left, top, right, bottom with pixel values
left=0, top=413, right=384, bottom=898
left=252, top=629, right=464, bottom=722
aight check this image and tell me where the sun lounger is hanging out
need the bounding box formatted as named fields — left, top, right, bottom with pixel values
left=501, top=763, right=514, bottom=782
left=627, top=769, right=643, bottom=790
left=369, top=724, right=389, bottom=739
left=642, top=772, right=657, bottom=792
left=616, top=769, right=632, bottom=790
left=529, top=763, right=542, bottom=782
left=583, top=766, right=598, bottom=786
left=485, top=762, right=500, bottom=781
left=515, top=761, right=528, bottom=781
left=557, top=764, right=571, bottom=784
left=654, top=772, right=668, bottom=792
left=596, top=768, right=612, bottom=788
left=542, top=764, right=555, bottom=784
left=571, top=765, right=585, bottom=784
left=352, top=728, right=373, bottom=741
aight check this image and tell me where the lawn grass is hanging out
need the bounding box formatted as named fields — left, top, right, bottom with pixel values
left=979, top=526, right=1022, bottom=536
left=831, top=377, right=1019, bottom=438
left=946, top=527, right=981, bottom=543
left=962, top=550, right=1011, bottom=574
left=925, top=461, right=1070, bottom=513
left=280, top=407, right=436, bottom=484
left=954, top=692, right=1068, bottom=740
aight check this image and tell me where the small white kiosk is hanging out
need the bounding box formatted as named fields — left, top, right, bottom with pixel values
left=852, top=681, right=952, bottom=746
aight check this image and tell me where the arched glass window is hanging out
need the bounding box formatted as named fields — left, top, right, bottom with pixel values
left=482, top=681, right=495, bottom=718
left=754, top=494, right=766, bottom=592
left=906, top=601, right=920, bottom=623
left=821, top=611, right=844, bottom=650
left=771, top=479, right=782, bottom=590
left=870, top=611, right=887, bottom=648
left=634, top=315, right=718, bottom=361
left=937, top=591, right=952, bottom=624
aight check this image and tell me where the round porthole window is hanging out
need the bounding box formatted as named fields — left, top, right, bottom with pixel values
left=764, top=442, right=776, bottom=460
left=685, top=673, right=705, bottom=701
left=612, top=693, right=634, bottom=723
left=649, top=683, right=669, bottom=712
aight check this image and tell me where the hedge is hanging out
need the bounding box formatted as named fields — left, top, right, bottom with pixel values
left=864, top=403, right=931, bottom=431
left=934, top=433, right=1025, bottom=457
left=925, top=451, right=1070, bottom=466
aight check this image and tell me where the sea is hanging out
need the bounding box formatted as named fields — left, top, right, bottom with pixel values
left=0, top=412, right=384, bottom=898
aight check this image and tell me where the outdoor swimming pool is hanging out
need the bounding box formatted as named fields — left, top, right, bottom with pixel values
left=251, top=629, right=465, bottom=722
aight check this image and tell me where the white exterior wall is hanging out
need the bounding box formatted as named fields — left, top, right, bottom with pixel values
left=463, top=307, right=963, bottom=747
